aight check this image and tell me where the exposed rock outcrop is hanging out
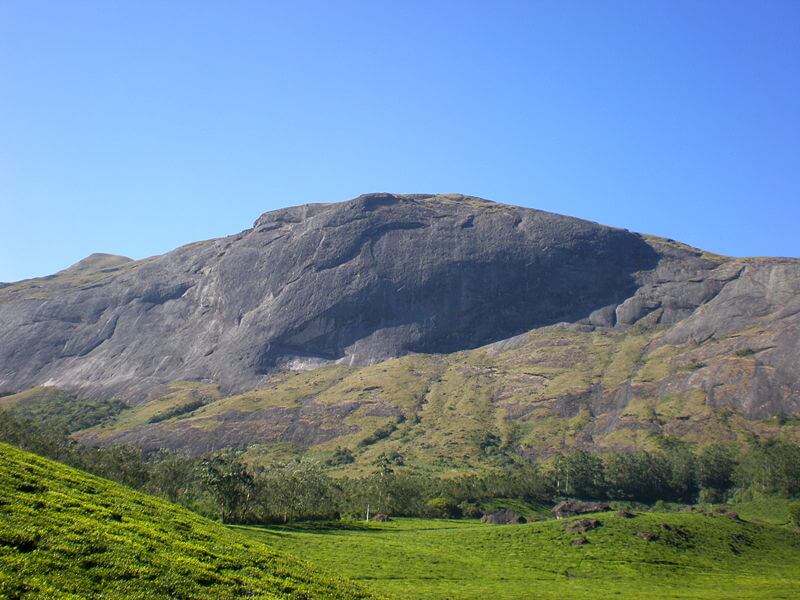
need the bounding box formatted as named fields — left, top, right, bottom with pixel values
left=565, top=518, right=602, bottom=533
left=0, top=193, right=664, bottom=401
left=481, top=509, right=526, bottom=524
left=1, top=192, right=798, bottom=435
left=553, top=500, right=611, bottom=519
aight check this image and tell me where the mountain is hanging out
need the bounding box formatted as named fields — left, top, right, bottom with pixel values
left=1, top=193, right=799, bottom=466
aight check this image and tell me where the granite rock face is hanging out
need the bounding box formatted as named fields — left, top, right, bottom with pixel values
left=0, top=193, right=798, bottom=422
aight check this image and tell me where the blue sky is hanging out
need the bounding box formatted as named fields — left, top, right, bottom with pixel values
left=1, top=1, right=798, bottom=282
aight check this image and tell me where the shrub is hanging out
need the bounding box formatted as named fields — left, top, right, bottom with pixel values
left=357, top=421, right=398, bottom=447
left=789, top=502, right=800, bottom=528
left=698, top=487, right=725, bottom=504
left=425, top=497, right=462, bottom=519
left=9, top=390, right=125, bottom=433
left=147, top=400, right=205, bottom=424
left=458, top=501, right=483, bottom=518
left=326, top=447, right=354, bottom=466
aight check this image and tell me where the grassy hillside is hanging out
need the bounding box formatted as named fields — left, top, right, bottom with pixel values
left=76, top=317, right=800, bottom=475
left=0, top=387, right=125, bottom=433
left=0, top=443, right=374, bottom=599
left=240, top=513, right=800, bottom=599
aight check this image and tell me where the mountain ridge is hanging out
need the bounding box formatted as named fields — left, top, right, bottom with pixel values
left=0, top=193, right=667, bottom=400
left=1, top=193, right=799, bottom=463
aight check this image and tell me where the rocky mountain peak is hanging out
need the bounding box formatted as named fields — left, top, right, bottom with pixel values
left=0, top=194, right=798, bottom=425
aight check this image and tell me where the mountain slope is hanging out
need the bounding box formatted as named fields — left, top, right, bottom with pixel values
left=0, top=193, right=672, bottom=400
left=78, top=317, right=800, bottom=469
left=0, top=442, right=374, bottom=599
left=2, top=193, right=799, bottom=462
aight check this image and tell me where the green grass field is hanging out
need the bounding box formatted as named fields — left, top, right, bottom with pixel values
left=239, top=514, right=800, bottom=599
left=0, top=443, right=374, bottom=599
left=2, top=440, right=799, bottom=599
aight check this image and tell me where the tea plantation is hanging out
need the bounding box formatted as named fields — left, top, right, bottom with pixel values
left=0, top=443, right=374, bottom=599
left=2, top=439, right=799, bottom=599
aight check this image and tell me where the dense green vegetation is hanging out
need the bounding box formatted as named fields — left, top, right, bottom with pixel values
left=147, top=398, right=206, bottom=423
left=0, top=443, right=374, bottom=599
left=240, top=513, right=800, bottom=599
left=2, top=410, right=799, bottom=527
left=0, top=387, right=125, bottom=432
left=551, top=441, right=800, bottom=503
left=1, top=416, right=799, bottom=599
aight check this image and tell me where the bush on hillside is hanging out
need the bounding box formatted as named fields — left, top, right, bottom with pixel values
left=426, top=497, right=462, bottom=519
left=147, top=399, right=205, bottom=424
left=789, top=502, right=800, bottom=528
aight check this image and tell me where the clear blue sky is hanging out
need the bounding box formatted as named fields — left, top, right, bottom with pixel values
left=2, top=1, right=798, bottom=282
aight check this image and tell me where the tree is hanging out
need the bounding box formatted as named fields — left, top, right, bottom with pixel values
left=789, top=502, right=800, bottom=529
left=605, top=451, right=671, bottom=502
left=735, top=440, right=800, bottom=497
left=663, top=443, right=698, bottom=502
left=86, top=445, right=150, bottom=489
left=370, top=452, right=401, bottom=514
left=254, top=460, right=340, bottom=522
left=697, top=444, right=736, bottom=502
left=198, top=452, right=254, bottom=523
left=145, top=451, right=197, bottom=504
left=552, top=450, right=605, bottom=498
left=426, top=497, right=462, bottom=518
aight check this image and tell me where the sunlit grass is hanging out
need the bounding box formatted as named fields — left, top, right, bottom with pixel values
left=240, top=512, right=800, bottom=599
left=0, top=443, right=374, bottom=599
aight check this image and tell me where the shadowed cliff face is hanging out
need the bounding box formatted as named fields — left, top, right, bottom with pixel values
left=244, top=194, right=661, bottom=369
left=0, top=193, right=663, bottom=401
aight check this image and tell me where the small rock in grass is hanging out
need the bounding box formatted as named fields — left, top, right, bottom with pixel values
left=527, top=515, right=546, bottom=522
left=566, top=518, right=601, bottom=533
left=637, top=531, right=659, bottom=542
left=571, top=536, right=590, bottom=546
left=552, top=500, right=611, bottom=519
left=481, top=509, right=526, bottom=525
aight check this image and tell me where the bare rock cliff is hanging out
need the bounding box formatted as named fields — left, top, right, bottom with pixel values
left=1, top=193, right=798, bottom=420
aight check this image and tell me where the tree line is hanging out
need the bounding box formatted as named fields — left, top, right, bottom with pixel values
left=1, top=409, right=798, bottom=524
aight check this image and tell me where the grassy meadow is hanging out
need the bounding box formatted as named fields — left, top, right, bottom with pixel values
left=239, top=513, right=800, bottom=600
left=1, top=438, right=799, bottom=599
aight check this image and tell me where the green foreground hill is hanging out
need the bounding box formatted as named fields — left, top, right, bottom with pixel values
left=1, top=441, right=799, bottom=599
left=0, top=443, right=374, bottom=599
left=240, top=513, right=800, bottom=599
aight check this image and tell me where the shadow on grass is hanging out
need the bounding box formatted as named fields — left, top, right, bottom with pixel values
left=233, top=520, right=381, bottom=536
left=234, top=518, right=519, bottom=537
